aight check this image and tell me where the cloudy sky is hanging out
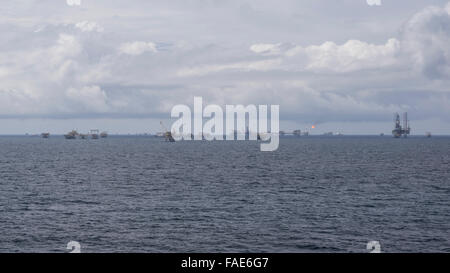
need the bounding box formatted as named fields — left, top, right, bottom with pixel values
left=0, top=0, right=449, bottom=134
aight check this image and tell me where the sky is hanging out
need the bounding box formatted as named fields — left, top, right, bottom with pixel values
left=0, top=0, right=449, bottom=135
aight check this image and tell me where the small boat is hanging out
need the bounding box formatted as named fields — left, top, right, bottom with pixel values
left=64, top=130, right=78, bottom=140
left=90, top=130, right=99, bottom=139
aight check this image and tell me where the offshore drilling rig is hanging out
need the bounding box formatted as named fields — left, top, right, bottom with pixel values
left=392, top=112, right=411, bottom=138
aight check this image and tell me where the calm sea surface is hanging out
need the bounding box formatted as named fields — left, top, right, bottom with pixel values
left=0, top=136, right=449, bottom=253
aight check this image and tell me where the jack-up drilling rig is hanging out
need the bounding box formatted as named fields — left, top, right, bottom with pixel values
left=392, top=112, right=411, bottom=138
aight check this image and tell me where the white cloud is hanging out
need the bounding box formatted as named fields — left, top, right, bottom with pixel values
left=66, top=85, right=109, bottom=112
left=250, top=43, right=283, bottom=55
left=66, top=0, right=81, bottom=6
left=249, top=39, right=401, bottom=73
left=51, top=34, right=82, bottom=61
left=401, top=4, right=450, bottom=78
left=366, top=0, right=382, bottom=6
left=294, top=38, right=400, bottom=72
left=177, top=59, right=282, bottom=77
left=75, top=21, right=104, bottom=33
left=119, top=41, right=158, bottom=55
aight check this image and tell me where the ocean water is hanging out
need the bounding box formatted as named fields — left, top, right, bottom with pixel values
left=0, top=136, right=449, bottom=253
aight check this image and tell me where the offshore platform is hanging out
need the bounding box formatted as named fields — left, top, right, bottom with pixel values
left=392, top=112, right=411, bottom=138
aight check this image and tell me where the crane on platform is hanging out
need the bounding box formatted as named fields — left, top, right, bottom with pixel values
left=160, top=121, right=176, bottom=142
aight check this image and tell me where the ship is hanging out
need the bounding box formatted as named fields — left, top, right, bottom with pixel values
left=164, top=131, right=175, bottom=142
left=90, top=130, right=99, bottom=139
left=160, top=121, right=175, bottom=142
left=100, top=132, right=108, bottom=138
left=41, top=133, right=50, bottom=138
left=392, top=112, right=410, bottom=138
left=64, top=130, right=78, bottom=139
left=426, top=132, right=432, bottom=138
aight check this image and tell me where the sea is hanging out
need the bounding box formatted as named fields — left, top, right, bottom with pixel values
left=0, top=136, right=449, bottom=253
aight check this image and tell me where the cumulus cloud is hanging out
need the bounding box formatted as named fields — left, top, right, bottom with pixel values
left=400, top=4, right=450, bottom=78
left=243, top=38, right=401, bottom=74
left=66, top=0, right=81, bottom=6
left=75, top=21, right=104, bottom=33
left=177, top=59, right=282, bottom=77
left=119, top=41, right=158, bottom=55
left=366, top=0, right=382, bottom=6
left=284, top=38, right=400, bottom=72
left=0, top=0, right=449, bottom=133
left=52, top=34, right=82, bottom=61
left=250, top=43, right=284, bottom=55
left=66, top=85, right=109, bottom=112
left=247, top=1, right=450, bottom=77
